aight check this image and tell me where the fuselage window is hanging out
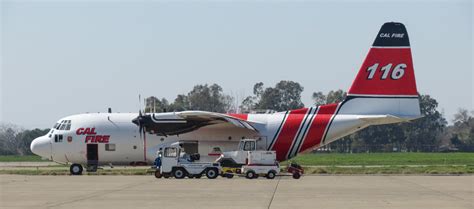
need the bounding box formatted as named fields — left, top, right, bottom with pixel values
left=105, top=144, right=116, bottom=151
left=54, top=134, right=63, bottom=143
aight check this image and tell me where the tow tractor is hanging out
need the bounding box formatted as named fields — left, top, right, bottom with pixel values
left=153, top=142, right=221, bottom=179
left=153, top=139, right=303, bottom=179
left=217, top=139, right=304, bottom=179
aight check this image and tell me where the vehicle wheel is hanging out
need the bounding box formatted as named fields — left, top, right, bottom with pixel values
left=245, top=170, right=256, bottom=179
left=154, top=170, right=162, bottom=178
left=225, top=171, right=234, bottom=179
left=206, top=168, right=218, bottom=179
left=70, top=164, right=83, bottom=175
left=173, top=168, right=186, bottom=179
left=292, top=172, right=301, bottom=179
left=266, top=170, right=276, bottom=179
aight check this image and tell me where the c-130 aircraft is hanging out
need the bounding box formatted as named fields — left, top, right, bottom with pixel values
left=31, top=22, right=421, bottom=175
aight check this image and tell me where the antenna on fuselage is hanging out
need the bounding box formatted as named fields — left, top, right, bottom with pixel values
left=144, top=97, right=147, bottom=113
left=139, top=94, right=142, bottom=113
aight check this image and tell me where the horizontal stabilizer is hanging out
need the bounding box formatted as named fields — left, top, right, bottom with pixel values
left=357, top=114, right=421, bottom=125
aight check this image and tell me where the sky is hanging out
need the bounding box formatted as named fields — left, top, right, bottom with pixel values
left=1, top=0, right=472, bottom=129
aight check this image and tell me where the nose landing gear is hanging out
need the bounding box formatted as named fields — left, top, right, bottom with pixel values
left=70, top=164, right=83, bottom=175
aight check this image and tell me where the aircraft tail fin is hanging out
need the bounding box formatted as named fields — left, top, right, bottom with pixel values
left=341, top=22, right=421, bottom=119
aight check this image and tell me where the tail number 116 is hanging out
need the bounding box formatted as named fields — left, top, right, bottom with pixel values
left=366, top=63, right=406, bottom=80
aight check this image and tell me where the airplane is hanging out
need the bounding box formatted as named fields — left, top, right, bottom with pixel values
left=31, top=22, right=421, bottom=175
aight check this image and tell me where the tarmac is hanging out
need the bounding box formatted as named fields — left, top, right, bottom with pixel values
left=0, top=175, right=472, bottom=209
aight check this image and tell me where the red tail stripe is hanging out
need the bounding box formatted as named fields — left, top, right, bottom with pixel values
left=227, top=114, right=248, bottom=120
left=271, top=108, right=308, bottom=161
left=299, top=104, right=338, bottom=152
left=348, top=48, right=417, bottom=96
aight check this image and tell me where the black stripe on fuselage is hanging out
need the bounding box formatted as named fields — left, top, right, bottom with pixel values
left=288, top=107, right=318, bottom=159
left=286, top=107, right=313, bottom=159
left=293, top=106, right=319, bottom=155
left=321, top=102, right=342, bottom=144
left=268, top=111, right=289, bottom=150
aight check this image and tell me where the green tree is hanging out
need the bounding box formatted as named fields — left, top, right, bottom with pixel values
left=275, top=81, right=305, bottom=110
left=187, top=84, right=232, bottom=113
left=16, top=128, right=50, bottom=155
left=311, top=89, right=346, bottom=106
left=169, top=94, right=190, bottom=112
left=0, top=125, right=49, bottom=155
left=450, top=108, right=474, bottom=151
left=0, top=125, right=18, bottom=155
left=240, top=82, right=265, bottom=112
left=255, top=88, right=283, bottom=111
left=312, top=91, right=326, bottom=106
left=145, top=96, right=170, bottom=113
left=247, top=81, right=304, bottom=112
left=402, top=94, right=447, bottom=152
left=326, top=90, right=346, bottom=104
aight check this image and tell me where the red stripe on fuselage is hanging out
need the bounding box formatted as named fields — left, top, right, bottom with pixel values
left=227, top=114, right=248, bottom=120
left=299, top=103, right=338, bottom=153
left=271, top=108, right=308, bottom=161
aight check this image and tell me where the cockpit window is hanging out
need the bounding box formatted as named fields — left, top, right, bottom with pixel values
left=54, top=120, right=72, bottom=130
left=65, top=120, right=71, bottom=130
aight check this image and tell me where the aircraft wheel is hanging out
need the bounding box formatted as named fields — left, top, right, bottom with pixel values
left=245, top=170, right=256, bottom=179
left=154, top=170, right=162, bottom=178
left=206, top=168, right=218, bottom=179
left=70, top=164, right=83, bottom=175
left=266, top=170, right=276, bottom=179
left=173, top=168, right=186, bottom=179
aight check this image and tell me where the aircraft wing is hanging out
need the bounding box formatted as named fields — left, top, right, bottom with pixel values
left=140, top=111, right=257, bottom=136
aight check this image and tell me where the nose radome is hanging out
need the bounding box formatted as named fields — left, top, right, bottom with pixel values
left=30, top=136, right=51, bottom=160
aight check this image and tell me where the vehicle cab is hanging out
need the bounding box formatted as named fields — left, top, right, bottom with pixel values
left=154, top=142, right=220, bottom=179
left=219, top=139, right=258, bottom=165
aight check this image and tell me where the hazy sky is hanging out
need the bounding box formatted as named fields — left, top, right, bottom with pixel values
left=1, top=0, right=472, bottom=129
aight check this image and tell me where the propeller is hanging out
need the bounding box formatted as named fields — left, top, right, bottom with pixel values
left=131, top=94, right=149, bottom=161
left=132, top=94, right=147, bottom=139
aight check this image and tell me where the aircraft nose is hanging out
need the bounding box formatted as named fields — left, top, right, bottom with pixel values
left=30, top=136, right=51, bottom=160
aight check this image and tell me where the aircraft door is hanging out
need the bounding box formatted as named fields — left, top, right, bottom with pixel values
left=51, top=134, right=67, bottom=162
left=87, top=144, right=99, bottom=166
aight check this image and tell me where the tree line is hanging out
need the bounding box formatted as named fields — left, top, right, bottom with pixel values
left=1, top=81, right=473, bottom=155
